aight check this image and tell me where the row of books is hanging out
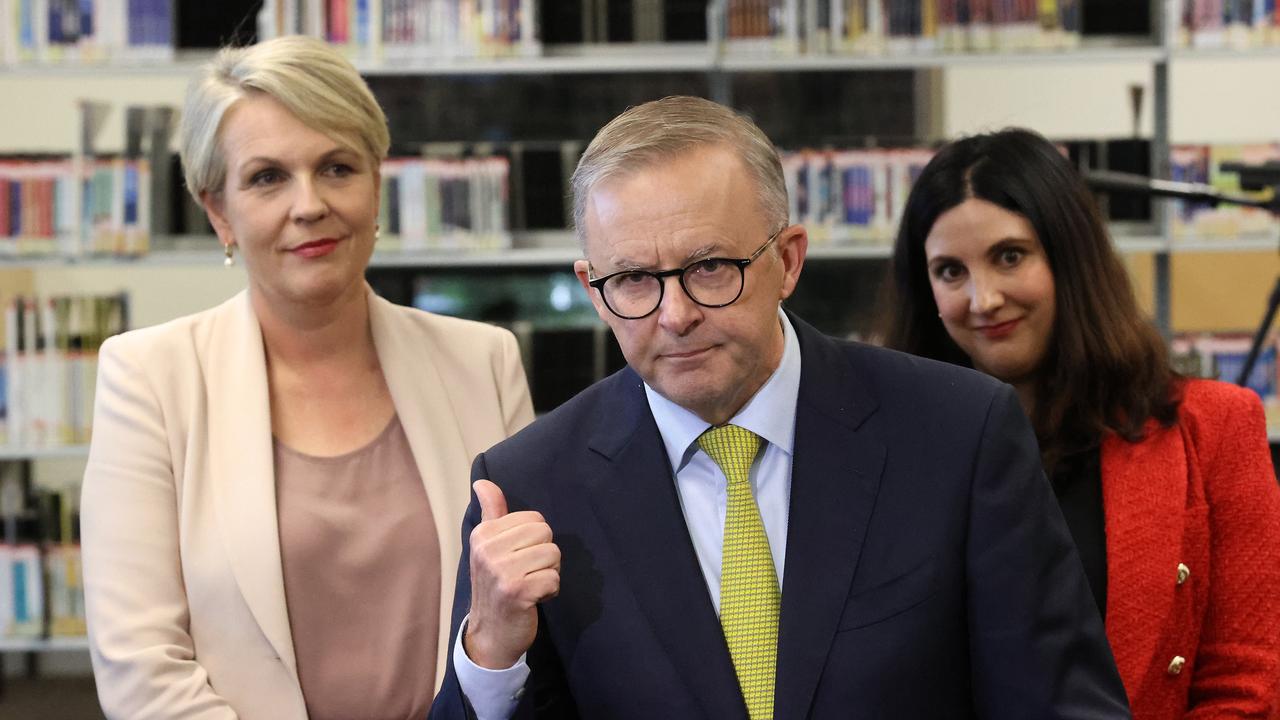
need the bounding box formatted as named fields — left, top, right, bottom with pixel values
left=378, top=156, right=512, bottom=251
left=1169, top=142, right=1279, bottom=239
left=725, top=0, right=1083, bottom=55
left=0, top=102, right=174, bottom=259
left=1, top=149, right=510, bottom=259
left=1, top=292, right=129, bottom=449
left=0, top=543, right=84, bottom=641
left=257, top=0, right=541, bottom=60
left=1, top=484, right=84, bottom=642
left=0, top=0, right=173, bottom=66
left=0, top=157, right=153, bottom=258
left=781, top=146, right=935, bottom=244
left=1174, top=0, right=1280, bottom=49
left=1172, top=332, right=1278, bottom=406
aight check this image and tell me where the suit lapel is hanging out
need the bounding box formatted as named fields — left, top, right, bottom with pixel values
left=1101, top=424, right=1186, bottom=693
left=204, top=291, right=298, bottom=680
left=581, top=370, right=747, bottom=720
left=367, top=290, right=472, bottom=683
left=773, top=317, right=885, bottom=720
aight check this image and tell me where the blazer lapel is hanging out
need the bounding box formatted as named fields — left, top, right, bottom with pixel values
left=367, top=290, right=472, bottom=682
left=204, top=291, right=298, bottom=680
left=773, top=318, right=885, bottom=720
left=1101, top=424, right=1187, bottom=693
left=580, top=370, right=747, bottom=720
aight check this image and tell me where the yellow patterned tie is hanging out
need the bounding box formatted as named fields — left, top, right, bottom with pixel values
left=697, top=424, right=778, bottom=720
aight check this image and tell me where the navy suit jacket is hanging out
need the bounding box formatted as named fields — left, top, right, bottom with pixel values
left=431, top=316, right=1130, bottom=719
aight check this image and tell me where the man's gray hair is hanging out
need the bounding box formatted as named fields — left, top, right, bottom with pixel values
left=570, top=96, right=789, bottom=246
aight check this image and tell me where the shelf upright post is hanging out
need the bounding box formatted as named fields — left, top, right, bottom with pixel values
left=913, top=69, right=944, bottom=144
left=1152, top=0, right=1173, bottom=341
left=706, top=0, right=732, bottom=107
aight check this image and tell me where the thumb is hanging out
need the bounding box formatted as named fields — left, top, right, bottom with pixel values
left=474, top=479, right=508, bottom=522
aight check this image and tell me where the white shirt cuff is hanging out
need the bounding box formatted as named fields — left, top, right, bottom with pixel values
left=452, top=614, right=530, bottom=720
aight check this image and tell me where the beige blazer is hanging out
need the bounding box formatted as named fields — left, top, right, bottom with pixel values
left=81, top=288, right=534, bottom=720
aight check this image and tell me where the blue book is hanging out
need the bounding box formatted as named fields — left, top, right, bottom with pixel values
left=126, top=0, right=141, bottom=46
left=1214, top=345, right=1276, bottom=399
left=9, top=181, right=20, bottom=237
left=13, top=557, right=31, bottom=624
left=19, top=0, right=34, bottom=52
left=49, top=0, right=64, bottom=45
left=79, top=0, right=93, bottom=39
left=357, top=0, right=369, bottom=46
left=123, top=163, right=138, bottom=226
left=156, top=0, right=175, bottom=47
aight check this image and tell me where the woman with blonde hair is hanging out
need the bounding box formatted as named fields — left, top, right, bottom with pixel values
left=81, top=35, right=534, bottom=720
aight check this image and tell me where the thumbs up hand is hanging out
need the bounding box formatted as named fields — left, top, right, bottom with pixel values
left=464, top=479, right=561, bottom=670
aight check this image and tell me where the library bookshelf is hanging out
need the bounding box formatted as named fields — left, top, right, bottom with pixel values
left=3, top=3, right=1280, bottom=669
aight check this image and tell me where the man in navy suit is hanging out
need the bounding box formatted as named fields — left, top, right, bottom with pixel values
left=430, top=96, right=1130, bottom=719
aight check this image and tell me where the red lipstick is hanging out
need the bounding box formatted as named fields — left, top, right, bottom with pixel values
left=978, top=319, right=1021, bottom=339
left=291, top=238, right=340, bottom=258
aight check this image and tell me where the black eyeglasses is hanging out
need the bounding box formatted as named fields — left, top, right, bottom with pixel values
left=586, top=227, right=784, bottom=320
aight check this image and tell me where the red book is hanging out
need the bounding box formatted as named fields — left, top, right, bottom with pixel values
left=329, top=0, right=348, bottom=43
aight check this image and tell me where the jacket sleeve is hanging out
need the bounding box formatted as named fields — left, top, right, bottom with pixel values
left=1185, top=388, right=1280, bottom=719
left=80, top=336, right=239, bottom=720
left=430, top=453, right=579, bottom=720
left=965, top=385, right=1132, bottom=719
left=495, top=328, right=535, bottom=436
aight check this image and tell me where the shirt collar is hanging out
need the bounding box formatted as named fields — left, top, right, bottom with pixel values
left=644, top=308, right=802, bottom=473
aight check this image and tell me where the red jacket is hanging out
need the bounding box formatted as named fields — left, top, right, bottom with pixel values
left=1103, top=379, right=1280, bottom=719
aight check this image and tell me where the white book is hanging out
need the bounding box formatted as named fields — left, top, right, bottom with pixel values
left=0, top=0, right=14, bottom=66
left=781, top=0, right=802, bottom=53
left=79, top=347, right=96, bottom=444
left=829, top=0, right=846, bottom=51
left=39, top=312, right=59, bottom=447
left=303, top=0, right=323, bottom=38
left=399, top=160, right=427, bottom=249
left=133, top=158, right=151, bottom=255
left=63, top=298, right=81, bottom=444
left=864, top=0, right=884, bottom=54
left=257, top=0, right=279, bottom=41
left=32, top=0, right=49, bottom=63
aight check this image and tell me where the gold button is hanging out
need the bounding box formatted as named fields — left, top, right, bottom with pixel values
left=1177, top=563, right=1190, bottom=585
left=1167, top=656, right=1186, bottom=675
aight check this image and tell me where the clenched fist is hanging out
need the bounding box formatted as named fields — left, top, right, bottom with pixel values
left=463, top=479, right=561, bottom=669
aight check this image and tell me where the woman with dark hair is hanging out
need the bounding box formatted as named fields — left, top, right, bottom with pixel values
left=883, top=127, right=1280, bottom=719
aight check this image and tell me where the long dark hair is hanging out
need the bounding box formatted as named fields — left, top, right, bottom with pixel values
left=881, top=128, right=1180, bottom=470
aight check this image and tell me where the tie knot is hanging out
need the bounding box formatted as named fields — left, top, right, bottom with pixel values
left=697, top=425, right=762, bottom=486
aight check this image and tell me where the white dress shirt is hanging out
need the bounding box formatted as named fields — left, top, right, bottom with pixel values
left=454, top=310, right=803, bottom=720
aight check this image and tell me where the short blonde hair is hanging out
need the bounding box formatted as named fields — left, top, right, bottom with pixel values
left=570, top=96, right=789, bottom=245
left=178, top=35, right=390, bottom=202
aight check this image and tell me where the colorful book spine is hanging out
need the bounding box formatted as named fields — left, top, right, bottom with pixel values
left=1171, top=141, right=1280, bottom=239
left=0, top=543, right=44, bottom=639
left=292, top=0, right=540, bottom=61
left=782, top=145, right=937, bottom=245
left=1180, top=0, right=1280, bottom=46
left=376, top=155, right=512, bottom=252
left=0, top=291, right=127, bottom=450
left=0, top=482, right=87, bottom=642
